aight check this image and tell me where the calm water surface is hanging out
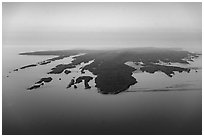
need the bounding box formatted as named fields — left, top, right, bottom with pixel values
left=2, top=46, right=202, bottom=135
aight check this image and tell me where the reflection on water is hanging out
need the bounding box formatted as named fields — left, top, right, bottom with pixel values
left=2, top=46, right=202, bottom=135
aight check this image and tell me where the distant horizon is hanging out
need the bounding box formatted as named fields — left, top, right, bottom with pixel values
left=3, top=2, right=201, bottom=52
left=4, top=44, right=201, bottom=54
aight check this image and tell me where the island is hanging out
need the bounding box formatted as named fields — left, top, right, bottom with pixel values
left=38, top=60, right=51, bottom=65
left=64, top=70, right=71, bottom=74
left=140, top=64, right=190, bottom=77
left=35, top=77, right=52, bottom=84
left=20, top=64, right=37, bottom=69
left=75, top=76, right=93, bottom=89
left=27, top=84, right=42, bottom=90
left=27, top=77, right=52, bottom=90
left=48, top=64, right=76, bottom=74
left=67, top=79, right=75, bottom=88
left=14, top=47, right=200, bottom=94
left=13, top=51, right=81, bottom=72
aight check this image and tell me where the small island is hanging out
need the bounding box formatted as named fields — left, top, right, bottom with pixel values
left=48, top=64, right=75, bottom=74
left=35, top=77, right=52, bottom=84
left=13, top=51, right=81, bottom=72
left=64, top=70, right=71, bottom=74
left=20, top=64, right=37, bottom=69
left=27, top=77, right=52, bottom=90
left=27, top=84, right=42, bottom=90
left=75, top=76, right=93, bottom=89
left=140, top=64, right=190, bottom=77
left=67, top=79, right=75, bottom=88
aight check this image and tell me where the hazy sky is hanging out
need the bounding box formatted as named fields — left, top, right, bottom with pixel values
left=3, top=2, right=202, bottom=50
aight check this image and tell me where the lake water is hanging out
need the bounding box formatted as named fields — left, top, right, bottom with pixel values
left=2, top=45, right=202, bottom=135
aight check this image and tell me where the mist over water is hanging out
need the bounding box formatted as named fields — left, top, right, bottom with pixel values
left=3, top=45, right=202, bottom=135
left=3, top=2, right=201, bottom=52
left=2, top=2, right=202, bottom=135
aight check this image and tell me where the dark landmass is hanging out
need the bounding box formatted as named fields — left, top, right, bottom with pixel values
left=27, top=77, right=52, bottom=90
left=75, top=76, right=93, bottom=89
left=27, top=84, right=42, bottom=90
left=13, top=69, right=18, bottom=71
left=74, top=85, right=77, bottom=88
left=67, top=79, right=75, bottom=88
left=19, top=50, right=81, bottom=56
left=80, top=68, right=85, bottom=74
left=14, top=51, right=82, bottom=72
left=140, top=64, right=190, bottom=77
left=64, top=70, right=71, bottom=74
left=35, top=77, right=52, bottom=84
left=48, top=64, right=75, bottom=74
left=46, top=55, right=69, bottom=62
left=18, top=48, right=200, bottom=94
left=20, top=64, right=37, bottom=69
left=38, top=60, right=51, bottom=65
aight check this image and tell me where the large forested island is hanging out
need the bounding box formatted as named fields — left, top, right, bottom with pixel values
left=13, top=48, right=200, bottom=94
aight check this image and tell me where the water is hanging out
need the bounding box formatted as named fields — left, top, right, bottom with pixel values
left=2, top=45, right=202, bottom=135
